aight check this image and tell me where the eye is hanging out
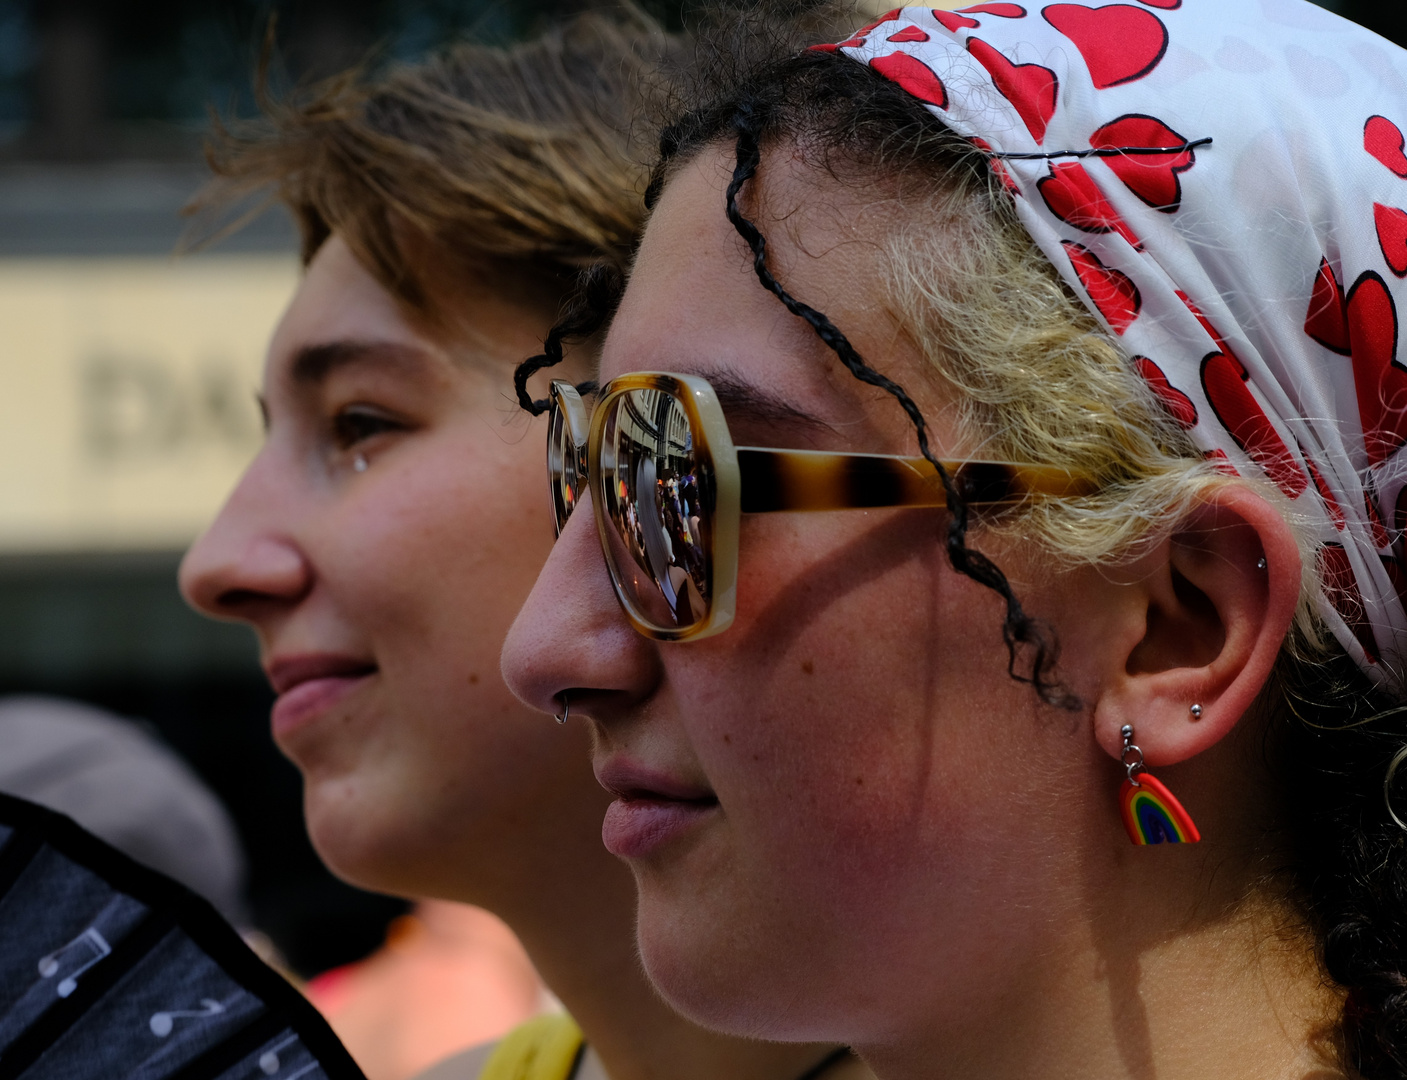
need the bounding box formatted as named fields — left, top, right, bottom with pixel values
left=332, top=405, right=405, bottom=449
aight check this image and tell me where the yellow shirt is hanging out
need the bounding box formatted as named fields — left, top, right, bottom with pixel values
left=478, top=1015, right=585, bottom=1080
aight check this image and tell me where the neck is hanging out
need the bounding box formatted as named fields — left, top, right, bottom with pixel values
left=856, top=867, right=1341, bottom=1080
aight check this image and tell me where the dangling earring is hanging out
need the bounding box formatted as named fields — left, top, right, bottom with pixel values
left=1119, top=725, right=1201, bottom=845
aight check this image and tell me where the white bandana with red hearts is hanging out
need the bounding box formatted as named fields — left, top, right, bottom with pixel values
left=817, top=0, right=1407, bottom=691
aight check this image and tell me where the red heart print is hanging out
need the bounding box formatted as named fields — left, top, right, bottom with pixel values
left=1346, top=271, right=1407, bottom=467
left=814, top=7, right=901, bottom=47
left=1043, top=5, right=1169, bottom=89
left=1063, top=242, right=1140, bottom=333
left=1176, top=290, right=1236, bottom=358
left=1305, top=257, right=1351, bottom=354
left=971, top=137, right=1022, bottom=195
left=870, top=52, right=948, bottom=108
left=1376, top=203, right=1407, bottom=277
left=889, top=24, right=931, bottom=42
left=967, top=38, right=1058, bottom=143
left=1319, top=544, right=1379, bottom=663
left=1200, top=351, right=1309, bottom=499
left=1090, top=114, right=1198, bottom=211
left=1038, top=162, right=1142, bottom=247
left=1366, top=115, right=1407, bottom=178
left=1133, top=357, right=1197, bottom=428
left=958, top=2, right=1027, bottom=14
left=1303, top=452, right=1346, bottom=529
left=935, top=11, right=980, bottom=31
left=1204, top=448, right=1238, bottom=475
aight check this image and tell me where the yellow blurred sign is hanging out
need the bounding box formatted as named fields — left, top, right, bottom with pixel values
left=0, top=256, right=298, bottom=553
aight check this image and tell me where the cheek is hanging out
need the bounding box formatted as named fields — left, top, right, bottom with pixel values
left=326, top=427, right=552, bottom=641
left=685, top=510, right=1019, bottom=878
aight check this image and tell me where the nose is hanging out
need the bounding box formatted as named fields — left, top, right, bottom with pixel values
left=501, top=491, right=662, bottom=718
left=179, top=450, right=313, bottom=623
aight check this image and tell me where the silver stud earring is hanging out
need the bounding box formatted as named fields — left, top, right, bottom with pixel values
left=1190, top=704, right=1203, bottom=720
left=353, top=454, right=368, bottom=473
left=1256, top=557, right=1267, bottom=570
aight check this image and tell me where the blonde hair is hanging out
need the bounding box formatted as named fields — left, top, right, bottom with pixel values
left=191, top=13, right=671, bottom=314
left=881, top=172, right=1327, bottom=652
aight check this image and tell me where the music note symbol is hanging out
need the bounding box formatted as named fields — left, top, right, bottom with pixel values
left=259, top=1033, right=298, bottom=1075
left=37, top=927, right=112, bottom=997
left=149, top=998, right=225, bottom=1037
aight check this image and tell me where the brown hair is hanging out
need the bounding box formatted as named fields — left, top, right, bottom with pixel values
left=191, top=12, right=671, bottom=316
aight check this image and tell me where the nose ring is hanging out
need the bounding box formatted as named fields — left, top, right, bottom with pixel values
left=554, top=693, right=570, bottom=725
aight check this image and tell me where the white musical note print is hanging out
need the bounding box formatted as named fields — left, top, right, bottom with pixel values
left=149, top=997, right=226, bottom=1037
left=256, top=1034, right=319, bottom=1078
left=37, top=927, right=112, bottom=997
left=258, top=1034, right=297, bottom=1075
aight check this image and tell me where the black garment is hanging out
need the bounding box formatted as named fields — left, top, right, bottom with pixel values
left=0, top=792, right=363, bottom=1080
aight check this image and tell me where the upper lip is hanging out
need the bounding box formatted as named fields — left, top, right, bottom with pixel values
left=265, top=653, right=377, bottom=695
left=594, top=757, right=717, bottom=802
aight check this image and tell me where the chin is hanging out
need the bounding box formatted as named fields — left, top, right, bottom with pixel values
left=634, top=894, right=845, bottom=1044
left=301, top=771, right=428, bottom=898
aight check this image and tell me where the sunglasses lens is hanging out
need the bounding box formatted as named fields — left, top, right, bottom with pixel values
left=547, top=392, right=582, bottom=536
left=598, top=387, right=712, bottom=632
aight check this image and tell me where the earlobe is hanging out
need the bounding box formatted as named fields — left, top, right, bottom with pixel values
left=1094, top=484, right=1302, bottom=766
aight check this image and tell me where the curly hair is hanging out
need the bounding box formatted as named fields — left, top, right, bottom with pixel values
left=524, top=27, right=1407, bottom=1079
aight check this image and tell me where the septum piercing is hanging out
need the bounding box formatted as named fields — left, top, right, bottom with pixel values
left=353, top=454, right=368, bottom=473
left=554, top=694, right=570, bottom=725
left=1190, top=703, right=1203, bottom=720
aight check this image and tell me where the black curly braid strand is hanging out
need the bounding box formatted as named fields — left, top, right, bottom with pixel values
left=721, top=98, right=1076, bottom=709
left=513, top=261, right=623, bottom=414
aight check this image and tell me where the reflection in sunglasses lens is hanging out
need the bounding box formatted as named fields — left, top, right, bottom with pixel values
left=599, top=388, right=711, bottom=631
left=548, top=397, right=581, bottom=535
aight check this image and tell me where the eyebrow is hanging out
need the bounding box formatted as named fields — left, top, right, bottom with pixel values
left=289, top=339, right=435, bottom=386
left=702, top=369, right=838, bottom=440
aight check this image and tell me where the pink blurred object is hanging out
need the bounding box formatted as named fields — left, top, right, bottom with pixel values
left=305, top=900, right=547, bottom=1080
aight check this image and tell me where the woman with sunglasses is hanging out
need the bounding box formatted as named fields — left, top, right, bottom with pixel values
left=503, top=2, right=1407, bottom=1078
left=178, top=16, right=865, bottom=1080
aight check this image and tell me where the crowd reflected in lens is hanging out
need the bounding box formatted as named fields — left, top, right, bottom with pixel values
left=599, top=388, right=712, bottom=631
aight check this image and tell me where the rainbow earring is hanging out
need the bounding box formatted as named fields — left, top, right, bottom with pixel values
left=1119, top=725, right=1201, bottom=845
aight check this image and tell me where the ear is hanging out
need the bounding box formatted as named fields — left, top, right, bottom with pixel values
left=1093, top=485, right=1302, bottom=766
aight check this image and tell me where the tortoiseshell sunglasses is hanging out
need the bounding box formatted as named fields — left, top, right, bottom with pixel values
left=548, top=373, right=1085, bottom=642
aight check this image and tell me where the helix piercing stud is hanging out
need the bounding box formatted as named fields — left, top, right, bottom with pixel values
left=554, top=694, right=570, bottom=725
left=1190, top=704, right=1203, bottom=720
left=353, top=454, right=368, bottom=473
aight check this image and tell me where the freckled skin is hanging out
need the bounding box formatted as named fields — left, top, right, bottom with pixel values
left=502, top=146, right=1328, bottom=1080
left=181, top=236, right=856, bottom=1080
left=505, top=147, right=1136, bottom=1043
left=180, top=236, right=605, bottom=899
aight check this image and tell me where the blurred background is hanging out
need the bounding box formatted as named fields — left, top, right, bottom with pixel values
left=0, top=0, right=1398, bottom=1073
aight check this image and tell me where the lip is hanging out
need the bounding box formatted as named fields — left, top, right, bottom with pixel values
left=595, top=758, right=719, bottom=860
left=265, top=654, right=377, bottom=739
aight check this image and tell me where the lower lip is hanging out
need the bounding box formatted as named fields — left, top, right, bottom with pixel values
left=601, top=797, right=719, bottom=859
left=271, top=674, right=373, bottom=739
